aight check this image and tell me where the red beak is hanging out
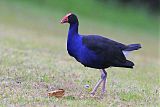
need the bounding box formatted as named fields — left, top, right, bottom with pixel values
left=60, top=13, right=72, bottom=24
left=60, top=16, right=68, bottom=24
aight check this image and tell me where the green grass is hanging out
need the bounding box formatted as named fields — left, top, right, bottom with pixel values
left=0, top=1, right=159, bottom=107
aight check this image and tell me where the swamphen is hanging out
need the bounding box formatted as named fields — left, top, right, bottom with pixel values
left=60, top=13, right=141, bottom=96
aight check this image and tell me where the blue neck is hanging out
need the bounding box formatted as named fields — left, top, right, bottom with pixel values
left=68, top=23, right=79, bottom=37
left=67, top=22, right=81, bottom=57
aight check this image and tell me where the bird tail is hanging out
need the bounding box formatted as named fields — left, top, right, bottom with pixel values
left=124, top=44, right=141, bottom=51
left=124, top=60, right=134, bottom=68
left=114, top=60, right=134, bottom=68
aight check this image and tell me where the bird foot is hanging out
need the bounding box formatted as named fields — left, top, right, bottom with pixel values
left=100, top=95, right=104, bottom=99
left=100, top=91, right=106, bottom=99
left=90, top=92, right=95, bottom=97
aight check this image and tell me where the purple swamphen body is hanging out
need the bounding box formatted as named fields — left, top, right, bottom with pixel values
left=61, top=13, right=141, bottom=97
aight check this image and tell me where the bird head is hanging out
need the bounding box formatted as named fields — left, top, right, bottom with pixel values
left=61, top=13, right=78, bottom=24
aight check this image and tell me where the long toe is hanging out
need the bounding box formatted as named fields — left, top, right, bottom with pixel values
left=90, top=79, right=103, bottom=96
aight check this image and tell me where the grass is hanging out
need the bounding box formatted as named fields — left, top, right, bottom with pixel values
left=3, top=0, right=159, bottom=36
left=0, top=0, right=159, bottom=107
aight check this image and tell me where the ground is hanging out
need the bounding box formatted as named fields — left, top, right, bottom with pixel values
left=0, top=1, right=159, bottom=107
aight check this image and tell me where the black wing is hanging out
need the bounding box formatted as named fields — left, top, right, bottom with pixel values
left=82, top=35, right=128, bottom=64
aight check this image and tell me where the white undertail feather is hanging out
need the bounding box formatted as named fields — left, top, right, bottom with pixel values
left=122, top=51, right=130, bottom=57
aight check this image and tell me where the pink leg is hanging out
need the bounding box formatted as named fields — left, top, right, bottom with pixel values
left=91, top=78, right=103, bottom=96
left=91, top=69, right=107, bottom=96
left=101, top=69, right=107, bottom=96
